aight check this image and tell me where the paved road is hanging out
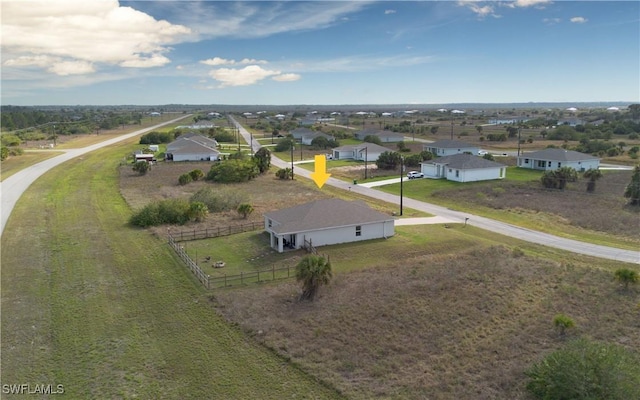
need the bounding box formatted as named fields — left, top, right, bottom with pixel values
left=0, top=115, right=190, bottom=236
left=230, top=116, right=639, bottom=264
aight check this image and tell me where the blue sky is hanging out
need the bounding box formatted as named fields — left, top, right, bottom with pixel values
left=1, top=0, right=638, bottom=106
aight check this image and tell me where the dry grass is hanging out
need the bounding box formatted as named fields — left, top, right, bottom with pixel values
left=432, top=170, right=640, bottom=239
left=212, top=246, right=640, bottom=399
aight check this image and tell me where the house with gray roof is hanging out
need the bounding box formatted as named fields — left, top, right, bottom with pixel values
left=354, top=129, right=404, bottom=143
left=165, top=134, right=220, bottom=162
left=332, top=143, right=391, bottom=162
left=423, top=140, right=480, bottom=157
left=517, top=148, right=600, bottom=172
left=421, top=153, right=506, bottom=182
left=263, top=198, right=395, bottom=253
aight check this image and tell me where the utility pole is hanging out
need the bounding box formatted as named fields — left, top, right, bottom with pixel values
left=364, top=146, right=368, bottom=179
left=290, top=144, right=295, bottom=180
left=400, top=156, right=404, bottom=216
left=450, top=113, right=454, bottom=140
left=517, top=125, right=522, bottom=157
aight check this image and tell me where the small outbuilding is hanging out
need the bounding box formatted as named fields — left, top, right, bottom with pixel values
left=264, top=198, right=395, bottom=253
left=332, top=143, right=391, bottom=162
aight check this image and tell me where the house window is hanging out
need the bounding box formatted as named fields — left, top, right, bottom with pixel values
left=548, top=161, right=552, bottom=167
left=537, top=160, right=546, bottom=168
left=355, top=225, right=362, bottom=237
left=524, top=159, right=529, bottom=164
left=455, top=170, right=459, bottom=178
left=268, top=219, right=272, bottom=228
left=558, top=162, right=562, bottom=168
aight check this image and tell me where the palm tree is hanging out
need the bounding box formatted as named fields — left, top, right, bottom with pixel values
left=583, top=168, right=603, bottom=193
left=295, top=255, right=332, bottom=301
left=237, top=203, right=254, bottom=219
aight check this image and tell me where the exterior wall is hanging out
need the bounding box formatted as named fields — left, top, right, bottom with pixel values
left=426, top=146, right=480, bottom=157
left=447, top=167, right=505, bottom=183
left=518, top=157, right=599, bottom=172
left=265, top=221, right=395, bottom=253
left=333, top=149, right=354, bottom=160
left=172, top=152, right=219, bottom=162
left=421, top=163, right=441, bottom=179
left=380, top=136, right=403, bottom=143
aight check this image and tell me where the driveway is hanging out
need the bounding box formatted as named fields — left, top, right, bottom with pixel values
left=230, top=116, right=639, bottom=264
left=0, top=115, right=190, bottom=236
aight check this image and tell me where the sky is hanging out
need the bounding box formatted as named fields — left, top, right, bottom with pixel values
left=1, top=0, right=638, bottom=106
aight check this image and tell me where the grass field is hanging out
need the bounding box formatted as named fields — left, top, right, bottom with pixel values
left=1, top=138, right=343, bottom=399
left=0, top=150, right=63, bottom=181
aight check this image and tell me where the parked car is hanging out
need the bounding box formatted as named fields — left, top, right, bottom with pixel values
left=407, top=171, right=424, bottom=179
left=478, top=150, right=488, bottom=156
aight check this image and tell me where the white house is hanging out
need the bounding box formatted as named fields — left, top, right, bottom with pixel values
left=290, top=128, right=316, bottom=141
left=332, top=143, right=390, bottom=162
left=423, top=140, right=480, bottom=157
left=165, top=135, right=220, bottom=162
left=517, top=148, right=600, bottom=172
left=421, top=153, right=506, bottom=182
left=354, top=129, right=404, bottom=143
left=263, top=198, right=395, bottom=253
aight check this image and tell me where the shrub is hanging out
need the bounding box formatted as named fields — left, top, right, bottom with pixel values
left=189, top=169, right=204, bottom=181
left=553, top=313, right=575, bottom=336
left=132, top=160, right=150, bottom=175
left=237, top=203, right=254, bottom=219
left=139, top=131, right=173, bottom=144
left=189, top=187, right=246, bottom=213
left=206, top=159, right=259, bottom=183
left=375, top=151, right=402, bottom=170
left=188, top=201, right=208, bottom=222
left=526, top=338, right=640, bottom=400
left=276, top=168, right=293, bottom=180
left=363, top=135, right=382, bottom=145
left=274, top=138, right=295, bottom=152
left=614, top=268, right=639, bottom=290
left=178, top=173, right=193, bottom=185
left=129, top=199, right=191, bottom=227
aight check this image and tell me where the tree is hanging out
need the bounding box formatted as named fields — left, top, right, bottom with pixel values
left=375, top=151, right=402, bottom=170
left=430, top=126, right=439, bottom=135
left=132, top=160, right=150, bottom=175
left=253, top=147, right=271, bottom=174
left=188, top=201, right=208, bottom=222
left=189, top=169, right=204, bottom=181
left=482, top=153, right=495, bottom=161
left=237, top=203, right=254, bottom=219
left=0, top=145, right=8, bottom=161
left=420, top=150, right=434, bottom=161
left=295, top=254, right=332, bottom=301
left=476, top=125, right=483, bottom=135
left=553, top=313, right=575, bottom=336
left=274, top=137, right=295, bottom=152
left=178, top=173, right=193, bottom=185
left=623, top=165, right=640, bottom=205
left=614, top=268, right=639, bottom=290
left=525, top=338, right=640, bottom=400
left=583, top=168, right=602, bottom=193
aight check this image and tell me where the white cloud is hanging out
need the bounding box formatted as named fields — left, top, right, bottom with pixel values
left=47, top=60, right=96, bottom=76
left=385, top=10, right=396, bottom=15
left=512, top=0, right=552, bottom=8
left=457, top=1, right=500, bottom=19
left=570, top=16, right=588, bottom=24
left=543, top=17, right=562, bottom=25
left=200, top=57, right=268, bottom=66
left=1, top=0, right=191, bottom=75
left=209, top=65, right=281, bottom=87
left=272, top=73, right=301, bottom=82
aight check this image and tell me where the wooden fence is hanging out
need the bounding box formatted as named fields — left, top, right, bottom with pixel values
left=169, top=221, right=262, bottom=242
left=167, top=230, right=295, bottom=289
left=168, top=233, right=211, bottom=289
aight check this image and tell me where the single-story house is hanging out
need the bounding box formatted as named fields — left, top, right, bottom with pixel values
left=290, top=128, right=317, bottom=141
left=264, top=198, right=395, bottom=253
left=332, top=143, right=390, bottom=162
left=165, top=135, right=220, bottom=162
left=423, top=140, right=480, bottom=157
left=300, top=131, right=335, bottom=146
left=354, top=129, right=405, bottom=143
left=421, top=153, right=506, bottom=182
left=517, top=149, right=600, bottom=172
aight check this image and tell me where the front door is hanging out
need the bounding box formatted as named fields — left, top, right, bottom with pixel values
left=289, top=235, right=296, bottom=248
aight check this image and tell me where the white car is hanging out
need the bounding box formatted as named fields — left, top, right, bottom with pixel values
left=478, top=150, right=489, bottom=156
left=407, top=171, right=424, bottom=179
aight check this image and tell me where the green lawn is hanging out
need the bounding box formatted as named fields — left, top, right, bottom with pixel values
left=0, top=150, right=63, bottom=181
left=1, top=138, right=343, bottom=399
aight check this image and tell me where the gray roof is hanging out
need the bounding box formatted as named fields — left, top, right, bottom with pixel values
left=424, top=153, right=505, bottom=169
left=519, top=148, right=599, bottom=162
left=167, top=135, right=219, bottom=154
left=264, top=198, right=394, bottom=235
left=426, top=140, right=478, bottom=149
left=333, top=143, right=391, bottom=153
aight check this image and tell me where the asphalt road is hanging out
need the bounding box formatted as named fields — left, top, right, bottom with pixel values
left=230, top=116, right=639, bottom=264
left=0, top=115, right=190, bottom=236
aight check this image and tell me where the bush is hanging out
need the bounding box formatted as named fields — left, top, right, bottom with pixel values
left=526, top=338, right=640, bottom=400
left=189, top=169, right=204, bottom=181
left=206, top=159, right=259, bottom=183
left=276, top=168, right=293, bottom=180
left=237, top=203, right=254, bottom=219
left=553, top=313, right=575, bottom=336
left=139, top=131, right=173, bottom=144
left=129, top=199, right=191, bottom=227
left=178, top=173, right=193, bottom=185
left=275, top=138, right=295, bottom=152
left=189, top=187, right=246, bottom=213
left=132, top=160, right=150, bottom=175
left=375, top=151, right=402, bottom=170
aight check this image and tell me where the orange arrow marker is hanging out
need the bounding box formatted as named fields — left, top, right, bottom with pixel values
left=311, top=155, right=331, bottom=188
